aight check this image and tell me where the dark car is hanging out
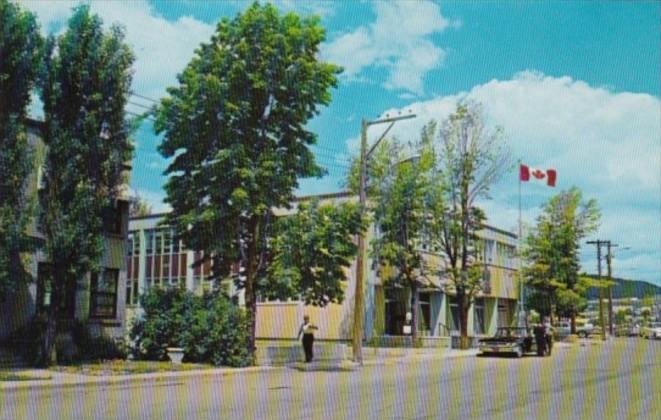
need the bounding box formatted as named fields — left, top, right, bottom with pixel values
left=478, top=327, right=541, bottom=358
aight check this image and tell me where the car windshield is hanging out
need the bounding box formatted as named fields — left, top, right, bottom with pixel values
left=495, top=328, right=527, bottom=338
left=648, top=322, right=661, bottom=328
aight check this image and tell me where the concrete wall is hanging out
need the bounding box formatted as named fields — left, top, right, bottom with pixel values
left=255, top=301, right=349, bottom=340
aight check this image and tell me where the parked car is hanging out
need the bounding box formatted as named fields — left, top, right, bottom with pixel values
left=640, top=322, right=661, bottom=339
left=629, top=324, right=641, bottom=337
left=478, top=327, right=545, bottom=358
left=614, top=324, right=640, bottom=337
left=555, top=321, right=594, bottom=338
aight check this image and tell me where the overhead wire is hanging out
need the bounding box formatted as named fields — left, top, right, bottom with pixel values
left=129, top=91, right=160, bottom=104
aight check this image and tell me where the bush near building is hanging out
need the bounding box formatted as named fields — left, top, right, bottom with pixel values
left=129, top=288, right=252, bottom=367
left=8, top=318, right=126, bottom=365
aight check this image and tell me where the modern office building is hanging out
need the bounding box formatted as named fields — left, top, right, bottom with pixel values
left=126, top=192, right=520, bottom=344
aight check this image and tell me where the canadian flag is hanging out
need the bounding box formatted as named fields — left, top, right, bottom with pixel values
left=520, top=164, right=556, bottom=187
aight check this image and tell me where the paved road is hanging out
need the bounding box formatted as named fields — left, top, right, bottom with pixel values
left=1, top=338, right=659, bottom=420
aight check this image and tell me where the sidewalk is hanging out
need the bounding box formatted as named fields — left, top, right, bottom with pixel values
left=0, top=364, right=276, bottom=392
left=1, top=347, right=480, bottom=392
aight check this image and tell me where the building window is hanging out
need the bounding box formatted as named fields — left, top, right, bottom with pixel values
left=497, top=302, right=510, bottom=328
left=448, top=297, right=459, bottom=332
left=474, top=298, right=486, bottom=335
left=155, top=231, right=164, bottom=255
left=418, top=292, right=431, bottom=334
left=145, top=230, right=154, bottom=255
left=103, top=201, right=125, bottom=235
left=90, top=269, right=119, bottom=318
left=125, top=251, right=139, bottom=307
left=485, top=240, right=495, bottom=262
left=36, top=263, right=76, bottom=318
left=126, top=277, right=139, bottom=306
left=128, top=231, right=140, bottom=256
left=172, top=231, right=180, bottom=253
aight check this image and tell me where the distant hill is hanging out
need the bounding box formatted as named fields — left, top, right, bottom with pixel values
left=584, top=276, right=661, bottom=300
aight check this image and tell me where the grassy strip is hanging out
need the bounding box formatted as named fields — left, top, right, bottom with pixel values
left=0, top=372, right=52, bottom=381
left=50, top=360, right=213, bottom=376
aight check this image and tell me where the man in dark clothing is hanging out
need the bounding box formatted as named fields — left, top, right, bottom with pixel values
left=544, top=318, right=553, bottom=356
left=533, top=324, right=547, bottom=356
left=297, top=315, right=319, bottom=363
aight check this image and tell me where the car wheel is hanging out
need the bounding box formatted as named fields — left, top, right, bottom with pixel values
left=578, top=331, right=587, bottom=338
left=515, top=346, right=523, bottom=358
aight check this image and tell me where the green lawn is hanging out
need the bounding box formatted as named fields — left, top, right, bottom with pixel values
left=50, top=360, right=212, bottom=376
left=0, top=372, right=52, bottom=381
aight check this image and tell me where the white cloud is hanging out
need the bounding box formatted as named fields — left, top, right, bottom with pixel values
left=21, top=0, right=215, bottom=101
left=322, top=1, right=455, bottom=95
left=347, top=72, right=660, bottom=283
left=273, top=0, right=336, bottom=18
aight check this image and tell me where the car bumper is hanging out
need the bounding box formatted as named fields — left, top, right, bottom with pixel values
left=478, top=345, right=517, bottom=354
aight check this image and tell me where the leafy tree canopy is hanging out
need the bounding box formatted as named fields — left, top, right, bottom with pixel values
left=155, top=2, right=341, bottom=275
left=41, top=5, right=134, bottom=273
left=0, top=0, right=43, bottom=297
left=154, top=2, right=342, bottom=354
left=523, top=187, right=600, bottom=319
left=262, top=200, right=365, bottom=306
left=38, top=5, right=134, bottom=365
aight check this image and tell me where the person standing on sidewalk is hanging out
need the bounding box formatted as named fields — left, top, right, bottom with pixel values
left=297, top=315, right=319, bottom=363
left=544, top=317, right=553, bottom=356
left=533, top=323, right=547, bottom=356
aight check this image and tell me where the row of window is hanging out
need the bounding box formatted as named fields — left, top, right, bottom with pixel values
left=126, top=229, right=216, bottom=305
left=36, top=263, right=119, bottom=319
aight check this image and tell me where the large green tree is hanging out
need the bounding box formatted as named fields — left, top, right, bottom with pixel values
left=39, top=6, right=134, bottom=365
left=155, top=3, right=341, bottom=356
left=0, top=0, right=42, bottom=299
left=523, top=187, right=600, bottom=331
left=262, top=200, right=365, bottom=306
left=360, top=125, right=438, bottom=339
left=429, top=102, right=511, bottom=348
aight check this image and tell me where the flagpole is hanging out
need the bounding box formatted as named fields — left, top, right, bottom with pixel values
left=518, top=159, right=525, bottom=327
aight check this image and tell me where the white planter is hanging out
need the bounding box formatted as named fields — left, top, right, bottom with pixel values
left=167, top=347, right=184, bottom=364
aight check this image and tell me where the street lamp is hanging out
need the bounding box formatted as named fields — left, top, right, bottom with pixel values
left=352, top=112, right=416, bottom=365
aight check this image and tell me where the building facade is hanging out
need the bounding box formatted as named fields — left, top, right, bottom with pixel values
left=126, top=192, right=520, bottom=343
left=0, top=120, right=130, bottom=341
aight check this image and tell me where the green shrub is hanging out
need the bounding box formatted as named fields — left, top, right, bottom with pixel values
left=69, top=321, right=127, bottom=363
left=129, top=288, right=252, bottom=367
left=7, top=316, right=47, bottom=365
left=8, top=318, right=126, bottom=365
left=180, top=292, right=252, bottom=367
left=129, top=287, right=195, bottom=361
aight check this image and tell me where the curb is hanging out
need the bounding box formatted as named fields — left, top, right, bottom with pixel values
left=1, top=365, right=277, bottom=392
left=1, top=350, right=482, bottom=391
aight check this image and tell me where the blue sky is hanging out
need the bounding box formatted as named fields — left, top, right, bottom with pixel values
left=22, top=1, right=660, bottom=285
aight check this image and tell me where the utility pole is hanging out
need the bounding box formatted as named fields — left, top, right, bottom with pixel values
left=587, top=240, right=607, bottom=341
left=352, top=112, right=416, bottom=365
left=606, top=241, right=618, bottom=337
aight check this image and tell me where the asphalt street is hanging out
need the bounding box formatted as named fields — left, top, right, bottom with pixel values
left=1, top=338, right=659, bottom=420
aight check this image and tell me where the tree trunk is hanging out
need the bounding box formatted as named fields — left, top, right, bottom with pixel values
left=244, top=216, right=259, bottom=361
left=410, top=281, right=419, bottom=341
left=570, top=310, right=576, bottom=335
left=458, top=289, right=470, bottom=349
left=40, top=271, right=62, bottom=367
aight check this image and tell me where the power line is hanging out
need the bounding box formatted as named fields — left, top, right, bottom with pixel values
left=312, top=143, right=351, bottom=156
left=127, top=101, right=153, bottom=111
left=126, top=110, right=156, bottom=122
left=130, top=91, right=160, bottom=104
